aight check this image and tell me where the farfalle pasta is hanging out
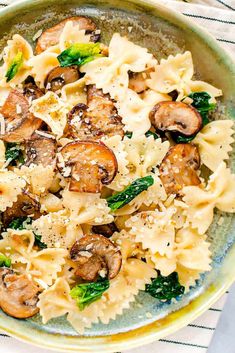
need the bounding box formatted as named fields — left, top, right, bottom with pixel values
left=0, top=15, right=234, bottom=334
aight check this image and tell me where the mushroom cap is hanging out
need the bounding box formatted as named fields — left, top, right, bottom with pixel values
left=2, top=190, right=41, bottom=228
left=0, top=90, right=42, bottom=143
left=159, top=143, right=201, bottom=195
left=150, top=101, right=202, bottom=137
left=58, top=140, right=118, bottom=193
left=35, top=16, right=97, bottom=54
left=70, top=234, right=122, bottom=281
left=25, top=131, right=56, bottom=167
left=92, top=222, right=119, bottom=238
left=0, top=268, right=41, bottom=319
left=66, top=85, right=124, bottom=140
left=45, top=66, right=80, bottom=92
left=23, top=76, right=44, bottom=101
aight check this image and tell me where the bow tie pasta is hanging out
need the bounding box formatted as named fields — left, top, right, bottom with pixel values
left=0, top=14, right=234, bottom=334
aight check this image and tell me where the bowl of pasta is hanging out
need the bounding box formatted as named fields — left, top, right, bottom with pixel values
left=0, top=0, right=234, bottom=351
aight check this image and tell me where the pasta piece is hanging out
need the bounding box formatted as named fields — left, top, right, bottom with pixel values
left=40, top=193, right=63, bottom=213
left=193, top=120, right=234, bottom=171
left=62, top=188, right=113, bottom=225
left=59, top=20, right=91, bottom=51
left=14, top=164, right=54, bottom=196
left=0, top=34, right=33, bottom=86
left=183, top=162, right=235, bottom=234
left=61, top=77, right=87, bottom=107
left=32, top=210, right=83, bottom=248
left=123, top=134, right=169, bottom=182
left=126, top=208, right=175, bottom=255
left=28, top=52, right=59, bottom=88
left=0, top=229, right=67, bottom=285
left=0, top=140, right=6, bottom=168
left=115, top=88, right=171, bottom=134
left=82, top=33, right=155, bottom=101
left=0, top=170, right=26, bottom=211
left=30, top=92, right=68, bottom=138
left=147, top=51, right=222, bottom=101
left=150, top=227, right=211, bottom=289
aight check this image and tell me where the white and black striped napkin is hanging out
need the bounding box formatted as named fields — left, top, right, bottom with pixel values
left=0, top=0, right=234, bottom=352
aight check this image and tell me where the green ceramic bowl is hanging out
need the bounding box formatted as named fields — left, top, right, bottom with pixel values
left=0, top=0, right=234, bottom=351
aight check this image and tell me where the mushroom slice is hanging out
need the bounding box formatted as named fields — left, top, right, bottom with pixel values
left=23, top=76, right=44, bottom=101
left=35, top=16, right=98, bottom=54
left=0, top=268, right=41, bottom=318
left=2, top=190, right=41, bottom=228
left=58, top=140, right=118, bottom=193
left=92, top=222, right=119, bottom=238
left=25, top=131, right=56, bottom=167
left=70, top=234, right=122, bottom=281
left=44, top=66, right=80, bottom=92
left=150, top=101, right=202, bottom=136
left=66, top=85, right=124, bottom=140
left=0, top=90, right=42, bottom=143
left=159, top=143, right=201, bottom=196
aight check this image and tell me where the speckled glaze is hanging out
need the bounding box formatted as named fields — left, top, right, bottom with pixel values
left=0, top=0, right=234, bottom=352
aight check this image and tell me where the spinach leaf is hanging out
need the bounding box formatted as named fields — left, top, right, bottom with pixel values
left=125, top=131, right=159, bottom=139
left=8, top=217, right=47, bottom=249
left=145, top=131, right=160, bottom=139
left=5, top=143, right=24, bottom=166
left=189, top=91, right=216, bottom=125
left=145, top=272, right=185, bottom=300
left=107, top=176, right=154, bottom=211
left=5, top=51, right=23, bottom=82
left=0, top=253, right=11, bottom=267
left=57, top=43, right=102, bottom=67
left=70, top=278, right=109, bottom=310
left=175, top=92, right=216, bottom=143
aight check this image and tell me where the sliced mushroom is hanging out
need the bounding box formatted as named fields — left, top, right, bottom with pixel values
left=23, top=76, right=44, bottom=101
left=25, top=131, right=56, bottom=167
left=159, top=143, right=201, bottom=196
left=0, top=90, right=42, bottom=143
left=2, top=190, right=41, bottom=228
left=92, top=222, right=119, bottom=238
left=70, top=234, right=122, bottom=281
left=44, top=66, right=80, bottom=92
left=35, top=16, right=98, bottom=54
left=66, top=85, right=124, bottom=140
left=0, top=268, right=41, bottom=318
left=150, top=101, right=202, bottom=137
left=58, top=140, right=118, bottom=193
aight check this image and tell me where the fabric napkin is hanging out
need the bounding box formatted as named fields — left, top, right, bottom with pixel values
left=0, top=0, right=234, bottom=352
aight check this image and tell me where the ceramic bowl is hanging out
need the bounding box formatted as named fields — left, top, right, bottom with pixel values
left=0, top=0, right=234, bottom=352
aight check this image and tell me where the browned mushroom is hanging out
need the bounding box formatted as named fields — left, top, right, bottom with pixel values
left=0, top=268, right=41, bottom=318
left=23, top=76, right=44, bottom=101
left=159, top=143, right=201, bottom=195
left=35, top=16, right=99, bottom=54
left=0, top=90, right=43, bottom=143
left=150, top=101, right=202, bottom=137
left=70, top=234, right=122, bottom=281
left=2, top=190, right=41, bottom=228
left=92, top=222, right=119, bottom=238
left=58, top=140, right=118, bottom=193
left=25, top=131, right=56, bottom=167
left=44, top=66, right=80, bottom=92
left=66, top=85, right=124, bottom=140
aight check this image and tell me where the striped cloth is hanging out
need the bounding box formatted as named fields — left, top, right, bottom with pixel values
left=0, top=1, right=234, bottom=353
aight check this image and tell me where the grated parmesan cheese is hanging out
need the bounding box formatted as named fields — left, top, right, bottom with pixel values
left=33, top=29, right=43, bottom=42
left=35, top=130, right=56, bottom=139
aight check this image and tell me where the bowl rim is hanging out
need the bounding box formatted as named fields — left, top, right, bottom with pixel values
left=0, top=0, right=234, bottom=352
